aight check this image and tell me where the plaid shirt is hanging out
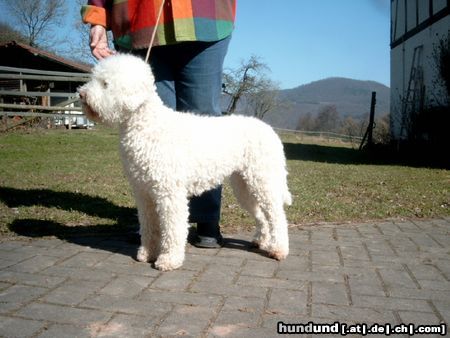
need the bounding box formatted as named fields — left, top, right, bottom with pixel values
left=81, top=0, right=236, bottom=50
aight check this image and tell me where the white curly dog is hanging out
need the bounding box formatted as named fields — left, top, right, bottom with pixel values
left=79, top=54, right=291, bottom=271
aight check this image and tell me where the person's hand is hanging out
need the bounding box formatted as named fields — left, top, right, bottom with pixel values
left=89, top=25, right=115, bottom=60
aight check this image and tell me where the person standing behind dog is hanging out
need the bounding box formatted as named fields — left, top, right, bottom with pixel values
left=81, top=0, right=236, bottom=248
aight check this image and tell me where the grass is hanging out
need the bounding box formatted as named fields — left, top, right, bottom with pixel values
left=0, top=126, right=449, bottom=238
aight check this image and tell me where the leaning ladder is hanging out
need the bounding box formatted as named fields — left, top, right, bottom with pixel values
left=399, top=45, right=424, bottom=139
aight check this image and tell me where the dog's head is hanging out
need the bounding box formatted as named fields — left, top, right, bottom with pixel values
left=78, top=54, right=156, bottom=124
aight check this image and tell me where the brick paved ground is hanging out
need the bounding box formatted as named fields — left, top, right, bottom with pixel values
left=0, top=218, right=449, bottom=337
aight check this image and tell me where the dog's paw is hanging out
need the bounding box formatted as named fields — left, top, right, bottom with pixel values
left=154, top=254, right=183, bottom=271
left=251, top=240, right=260, bottom=248
left=268, top=249, right=288, bottom=261
left=136, top=246, right=151, bottom=262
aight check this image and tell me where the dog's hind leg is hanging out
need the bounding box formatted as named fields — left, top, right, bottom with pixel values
left=245, top=174, right=289, bottom=260
left=230, top=173, right=270, bottom=249
left=134, top=188, right=160, bottom=263
left=258, top=194, right=289, bottom=260
left=153, top=190, right=189, bottom=271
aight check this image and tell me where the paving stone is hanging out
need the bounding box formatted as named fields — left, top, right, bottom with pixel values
left=0, top=241, right=28, bottom=251
left=208, top=325, right=275, bottom=338
left=276, top=269, right=343, bottom=283
left=0, top=270, right=65, bottom=288
left=139, top=289, right=222, bottom=307
left=41, top=265, right=116, bottom=282
left=41, top=279, right=106, bottom=306
left=150, top=269, right=197, bottom=291
left=58, top=251, right=112, bottom=268
left=396, top=220, right=423, bottom=233
left=336, top=228, right=362, bottom=240
left=388, top=287, right=450, bottom=301
left=31, top=238, right=65, bottom=248
left=221, top=295, right=265, bottom=313
left=418, top=279, right=450, bottom=291
left=432, top=300, right=450, bottom=323
left=99, top=275, right=152, bottom=297
left=81, top=294, right=172, bottom=316
left=312, top=303, right=397, bottom=323
left=312, top=281, right=349, bottom=306
left=237, top=275, right=305, bottom=290
left=215, top=246, right=272, bottom=261
left=196, top=263, right=241, bottom=284
left=16, top=302, right=112, bottom=325
left=212, top=309, right=260, bottom=329
left=267, top=288, right=307, bottom=315
left=5, top=255, right=60, bottom=273
left=0, top=281, right=11, bottom=291
left=0, top=315, right=46, bottom=338
left=240, top=259, right=278, bottom=278
left=276, top=253, right=309, bottom=271
left=156, top=304, right=214, bottom=336
left=92, top=314, right=159, bottom=337
left=0, top=249, right=37, bottom=265
left=377, top=268, right=419, bottom=290
left=406, top=264, right=447, bottom=281
left=94, top=260, right=161, bottom=277
left=37, top=323, right=93, bottom=338
left=0, top=284, right=48, bottom=312
left=364, top=239, right=397, bottom=256
left=348, top=276, right=385, bottom=297
left=339, top=244, right=371, bottom=261
left=397, top=311, right=442, bottom=325
left=311, top=250, right=341, bottom=267
left=351, top=295, right=433, bottom=312
left=190, top=280, right=268, bottom=298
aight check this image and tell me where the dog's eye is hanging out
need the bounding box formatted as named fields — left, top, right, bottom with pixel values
left=101, top=80, right=109, bottom=89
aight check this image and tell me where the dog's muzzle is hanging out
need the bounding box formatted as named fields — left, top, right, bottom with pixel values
left=78, top=89, right=99, bottom=121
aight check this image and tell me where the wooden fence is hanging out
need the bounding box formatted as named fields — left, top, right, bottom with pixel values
left=0, top=65, right=91, bottom=131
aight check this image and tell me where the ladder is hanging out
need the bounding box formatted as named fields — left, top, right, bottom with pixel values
left=400, top=45, right=424, bottom=139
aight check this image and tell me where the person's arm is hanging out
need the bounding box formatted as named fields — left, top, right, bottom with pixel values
left=81, top=1, right=114, bottom=60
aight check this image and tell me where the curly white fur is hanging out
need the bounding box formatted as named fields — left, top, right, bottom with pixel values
left=79, top=54, right=291, bottom=271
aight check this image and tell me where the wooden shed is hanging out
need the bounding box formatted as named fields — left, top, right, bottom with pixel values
left=0, top=41, right=92, bottom=129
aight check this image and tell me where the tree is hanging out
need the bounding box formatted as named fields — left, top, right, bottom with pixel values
left=246, top=79, right=280, bottom=119
left=296, top=112, right=314, bottom=131
left=314, top=105, right=340, bottom=132
left=0, top=22, right=27, bottom=44
left=2, top=0, right=66, bottom=47
left=223, top=55, right=273, bottom=115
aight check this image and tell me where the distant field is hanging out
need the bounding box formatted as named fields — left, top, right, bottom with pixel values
left=0, top=127, right=448, bottom=237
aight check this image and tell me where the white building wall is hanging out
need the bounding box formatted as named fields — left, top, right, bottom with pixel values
left=390, top=0, right=449, bottom=140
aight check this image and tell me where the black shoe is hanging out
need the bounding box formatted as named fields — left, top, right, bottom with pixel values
left=193, top=234, right=223, bottom=248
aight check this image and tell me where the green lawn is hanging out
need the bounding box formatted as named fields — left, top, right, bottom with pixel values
left=0, top=127, right=448, bottom=237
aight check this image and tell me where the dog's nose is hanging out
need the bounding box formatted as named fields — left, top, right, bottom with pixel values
left=78, top=89, right=86, bottom=100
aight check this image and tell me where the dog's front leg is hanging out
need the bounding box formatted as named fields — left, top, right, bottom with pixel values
left=133, top=188, right=160, bottom=263
left=153, top=191, right=189, bottom=271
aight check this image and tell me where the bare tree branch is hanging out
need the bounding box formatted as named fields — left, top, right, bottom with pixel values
left=2, top=0, right=65, bottom=47
left=223, top=55, right=271, bottom=115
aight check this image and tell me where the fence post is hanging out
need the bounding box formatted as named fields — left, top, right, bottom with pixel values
left=2, top=113, right=7, bottom=131
left=367, top=91, right=376, bottom=146
left=359, top=91, right=377, bottom=150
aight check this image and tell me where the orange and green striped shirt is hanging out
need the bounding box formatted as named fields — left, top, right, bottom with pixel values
left=81, top=0, right=236, bottom=50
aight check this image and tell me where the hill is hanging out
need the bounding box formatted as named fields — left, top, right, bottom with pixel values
left=235, top=77, right=390, bottom=130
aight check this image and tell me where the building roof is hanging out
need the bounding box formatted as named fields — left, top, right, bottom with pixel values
left=0, top=40, right=92, bottom=73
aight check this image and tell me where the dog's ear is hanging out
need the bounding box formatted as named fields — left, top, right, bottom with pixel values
left=120, top=80, right=155, bottom=115
left=115, top=54, right=156, bottom=115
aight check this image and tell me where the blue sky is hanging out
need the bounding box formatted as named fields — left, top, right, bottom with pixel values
left=1, top=0, right=391, bottom=90
left=227, top=0, right=391, bottom=89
